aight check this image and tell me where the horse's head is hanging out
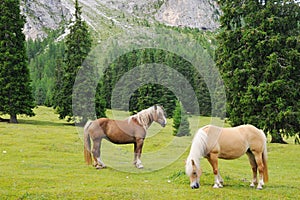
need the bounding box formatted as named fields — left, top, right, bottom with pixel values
left=153, top=105, right=167, bottom=127
left=186, top=159, right=202, bottom=189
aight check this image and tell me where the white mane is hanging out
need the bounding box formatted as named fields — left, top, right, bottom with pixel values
left=185, top=128, right=208, bottom=175
left=129, top=107, right=156, bottom=130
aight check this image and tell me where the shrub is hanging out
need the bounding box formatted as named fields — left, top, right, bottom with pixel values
left=172, top=101, right=190, bottom=136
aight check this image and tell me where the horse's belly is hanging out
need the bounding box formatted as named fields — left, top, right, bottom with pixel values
left=218, top=151, right=245, bottom=160
left=105, top=134, right=136, bottom=144
left=218, top=145, right=247, bottom=159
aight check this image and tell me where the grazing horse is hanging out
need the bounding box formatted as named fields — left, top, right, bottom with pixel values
left=84, top=105, right=167, bottom=169
left=185, top=124, right=268, bottom=190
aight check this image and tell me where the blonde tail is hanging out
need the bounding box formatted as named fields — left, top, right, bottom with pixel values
left=261, top=130, right=268, bottom=182
left=84, top=120, right=93, bottom=165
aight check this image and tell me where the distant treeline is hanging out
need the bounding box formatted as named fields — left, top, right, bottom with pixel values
left=27, top=27, right=217, bottom=117
left=27, top=31, right=65, bottom=106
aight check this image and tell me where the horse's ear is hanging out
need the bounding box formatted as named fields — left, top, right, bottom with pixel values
left=131, top=116, right=138, bottom=123
left=154, top=105, right=157, bottom=110
left=191, top=159, right=195, bottom=166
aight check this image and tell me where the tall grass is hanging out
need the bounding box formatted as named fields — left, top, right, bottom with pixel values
left=0, top=106, right=299, bottom=199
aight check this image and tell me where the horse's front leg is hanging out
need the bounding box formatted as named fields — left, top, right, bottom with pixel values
left=134, top=138, right=144, bottom=169
left=133, top=142, right=137, bottom=166
left=207, top=152, right=223, bottom=188
left=217, top=171, right=224, bottom=185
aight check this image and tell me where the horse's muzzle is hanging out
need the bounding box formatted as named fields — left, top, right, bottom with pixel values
left=191, top=182, right=200, bottom=189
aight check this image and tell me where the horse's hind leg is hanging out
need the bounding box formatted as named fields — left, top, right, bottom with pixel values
left=92, top=138, right=106, bottom=169
left=252, top=151, right=265, bottom=190
left=246, top=150, right=258, bottom=187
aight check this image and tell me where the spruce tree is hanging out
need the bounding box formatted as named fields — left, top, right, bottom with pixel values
left=54, top=0, right=93, bottom=122
left=216, top=0, right=300, bottom=143
left=0, top=0, right=35, bottom=123
left=52, top=58, right=65, bottom=109
left=95, top=79, right=107, bottom=118
left=173, top=101, right=190, bottom=137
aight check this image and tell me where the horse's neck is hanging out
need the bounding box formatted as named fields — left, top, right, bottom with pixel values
left=135, top=109, right=154, bottom=130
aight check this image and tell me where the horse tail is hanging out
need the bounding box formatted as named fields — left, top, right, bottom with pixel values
left=84, top=120, right=93, bottom=165
left=261, top=130, right=268, bottom=182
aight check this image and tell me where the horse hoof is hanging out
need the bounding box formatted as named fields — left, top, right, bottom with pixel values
left=136, top=164, right=144, bottom=169
left=213, top=183, right=223, bottom=188
left=95, top=165, right=106, bottom=169
left=256, top=187, right=263, bottom=190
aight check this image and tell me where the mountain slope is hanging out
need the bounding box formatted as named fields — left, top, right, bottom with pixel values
left=21, top=0, right=72, bottom=40
left=21, top=0, right=220, bottom=40
left=156, top=0, right=220, bottom=30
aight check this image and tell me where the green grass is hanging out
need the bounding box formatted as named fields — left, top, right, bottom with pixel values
left=0, top=106, right=300, bottom=199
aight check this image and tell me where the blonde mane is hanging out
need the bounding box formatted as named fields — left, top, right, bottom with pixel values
left=129, top=106, right=156, bottom=130
left=185, top=128, right=208, bottom=175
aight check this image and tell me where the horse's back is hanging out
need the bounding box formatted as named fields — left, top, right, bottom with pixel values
left=237, top=124, right=266, bottom=150
left=221, top=125, right=266, bottom=153
left=204, top=124, right=265, bottom=159
left=94, top=118, right=145, bottom=144
left=220, top=124, right=264, bottom=140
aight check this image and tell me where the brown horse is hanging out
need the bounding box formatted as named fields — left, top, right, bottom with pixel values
left=185, top=124, right=268, bottom=190
left=84, top=105, right=167, bottom=169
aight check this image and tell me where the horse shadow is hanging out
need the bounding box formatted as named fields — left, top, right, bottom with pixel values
left=17, top=119, right=74, bottom=127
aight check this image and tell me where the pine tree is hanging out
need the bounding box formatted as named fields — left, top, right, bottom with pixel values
left=95, top=79, right=107, bottom=118
left=0, top=0, right=35, bottom=123
left=52, top=58, right=65, bottom=109
left=173, top=101, right=190, bottom=137
left=54, top=0, right=93, bottom=121
left=216, top=0, right=300, bottom=143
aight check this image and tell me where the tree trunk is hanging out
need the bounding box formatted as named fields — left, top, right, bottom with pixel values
left=270, top=131, right=287, bottom=144
left=0, top=117, right=9, bottom=122
left=10, top=114, right=18, bottom=123
left=295, top=134, right=300, bottom=144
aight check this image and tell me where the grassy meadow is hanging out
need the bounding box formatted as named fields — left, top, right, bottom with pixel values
left=0, top=106, right=300, bottom=199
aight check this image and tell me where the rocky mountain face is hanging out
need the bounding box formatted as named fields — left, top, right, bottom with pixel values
left=21, top=0, right=72, bottom=40
left=156, top=0, right=220, bottom=30
left=21, top=0, right=220, bottom=41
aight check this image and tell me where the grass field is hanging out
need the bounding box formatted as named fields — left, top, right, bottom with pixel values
left=0, top=106, right=299, bottom=199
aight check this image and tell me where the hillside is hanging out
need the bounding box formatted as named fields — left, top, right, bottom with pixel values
left=21, top=0, right=221, bottom=40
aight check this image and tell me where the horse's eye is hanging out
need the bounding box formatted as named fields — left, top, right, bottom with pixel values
left=193, top=172, right=197, bottom=176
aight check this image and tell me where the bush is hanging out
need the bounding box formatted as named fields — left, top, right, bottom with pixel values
left=172, top=101, right=190, bottom=136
